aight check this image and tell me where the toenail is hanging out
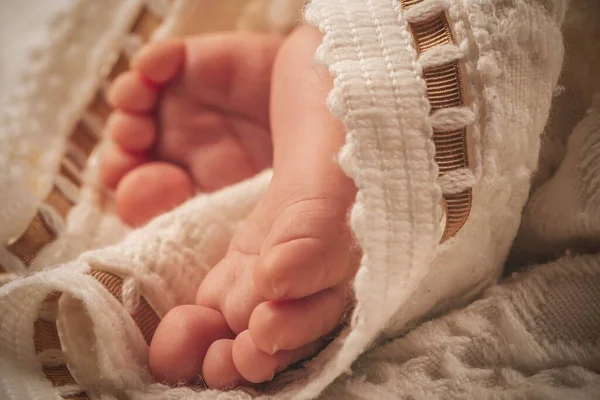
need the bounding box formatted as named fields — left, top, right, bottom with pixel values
left=257, top=253, right=292, bottom=300
left=261, top=268, right=290, bottom=299
left=270, top=280, right=288, bottom=299
left=266, top=371, right=275, bottom=382
left=270, top=344, right=279, bottom=355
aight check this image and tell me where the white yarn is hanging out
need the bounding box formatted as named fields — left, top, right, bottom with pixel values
left=60, top=158, right=83, bottom=184
left=64, top=144, right=88, bottom=169
left=403, top=0, right=450, bottom=24
left=301, top=0, right=441, bottom=397
left=38, top=349, right=67, bottom=367
left=418, top=43, right=464, bottom=68
left=429, top=106, right=476, bottom=131
left=57, top=385, right=85, bottom=397
left=383, top=0, right=565, bottom=345
left=0, top=247, right=24, bottom=273
left=54, top=175, right=81, bottom=205
left=39, top=203, right=65, bottom=236
left=0, top=273, right=16, bottom=288
left=437, top=168, right=476, bottom=195
left=81, top=112, right=105, bottom=140
left=122, top=34, right=144, bottom=59
left=121, top=277, right=141, bottom=313
left=37, top=300, right=59, bottom=321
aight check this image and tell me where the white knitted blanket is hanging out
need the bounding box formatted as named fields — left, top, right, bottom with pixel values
left=1, top=0, right=599, bottom=399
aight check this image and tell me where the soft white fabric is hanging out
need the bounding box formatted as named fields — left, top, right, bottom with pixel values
left=380, top=0, right=566, bottom=338
left=0, top=0, right=144, bottom=248
left=517, top=99, right=600, bottom=256
left=511, top=0, right=600, bottom=266
left=0, top=0, right=72, bottom=101
left=1, top=0, right=599, bottom=399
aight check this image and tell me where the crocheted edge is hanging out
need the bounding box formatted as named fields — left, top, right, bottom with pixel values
left=295, top=0, right=461, bottom=397
left=400, top=0, right=474, bottom=241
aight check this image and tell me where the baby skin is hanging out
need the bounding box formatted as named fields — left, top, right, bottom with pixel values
left=101, top=26, right=358, bottom=388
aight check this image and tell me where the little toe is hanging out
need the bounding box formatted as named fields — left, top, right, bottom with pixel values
left=248, top=285, right=347, bottom=355
left=232, top=330, right=278, bottom=384
left=100, top=144, right=149, bottom=189
left=202, top=339, right=249, bottom=390
left=106, top=111, right=156, bottom=152
left=115, top=162, right=194, bottom=226
left=108, top=70, right=158, bottom=112
left=149, top=305, right=233, bottom=385
left=131, top=39, right=185, bottom=84
left=232, top=330, right=325, bottom=384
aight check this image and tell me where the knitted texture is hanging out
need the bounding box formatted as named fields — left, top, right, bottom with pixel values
left=510, top=0, right=600, bottom=266
left=319, top=254, right=600, bottom=400
left=0, top=0, right=144, bottom=247
left=0, top=172, right=271, bottom=400
left=382, top=0, right=566, bottom=340
left=1, top=0, right=599, bottom=399
left=516, top=99, right=600, bottom=258
left=300, top=0, right=442, bottom=396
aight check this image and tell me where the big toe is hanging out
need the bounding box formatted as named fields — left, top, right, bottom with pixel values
left=115, top=162, right=195, bottom=226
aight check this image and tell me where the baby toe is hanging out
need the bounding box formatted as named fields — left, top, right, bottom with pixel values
left=106, top=111, right=156, bottom=152
left=115, top=162, right=195, bottom=226
left=108, top=70, right=158, bottom=112
left=100, top=144, right=149, bottom=189
left=248, top=285, right=347, bottom=355
left=232, top=330, right=327, bottom=384
left=131, top=39, right=185, bottom=84
left=202, top=339, right=248, bottom=390
left=231, top=330, right=279, bottom=384
left=149, top=305, right=233, bottom=385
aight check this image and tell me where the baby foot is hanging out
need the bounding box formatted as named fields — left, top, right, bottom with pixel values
left=149, top=26, right=359, bottom=389
left=101, top=33, right=281, bottom=226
